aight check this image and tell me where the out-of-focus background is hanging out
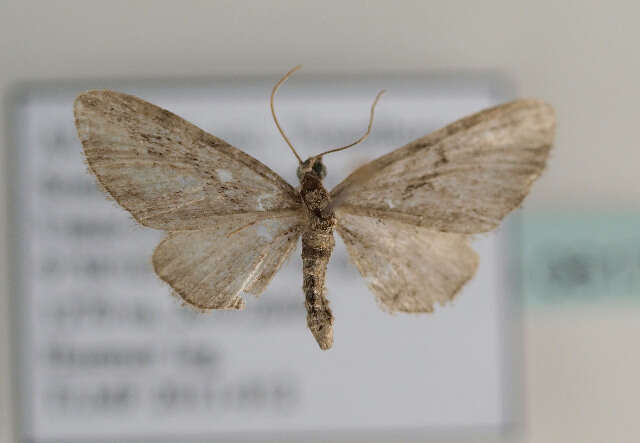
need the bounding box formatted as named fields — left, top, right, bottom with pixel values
left=1, top=2, right=639, bottom=442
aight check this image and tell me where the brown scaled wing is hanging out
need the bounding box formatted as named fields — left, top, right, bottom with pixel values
left=74, top=90, right=305, bottom=310
left=331, top=99, right=555, bottom=312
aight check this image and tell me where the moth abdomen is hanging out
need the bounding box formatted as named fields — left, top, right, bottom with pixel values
left=300, top=168, right=336, bottom=350
left=302, top=230, right=335, bottom=350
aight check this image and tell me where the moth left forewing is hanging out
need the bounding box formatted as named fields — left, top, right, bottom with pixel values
left=152, top=212, right=303, bottom=310
left=74, top=90, right=302, bottom=231
left=336, top=210, right=478, bottom=312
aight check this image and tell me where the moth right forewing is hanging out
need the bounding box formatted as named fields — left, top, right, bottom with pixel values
left=336, top=209, right=479, bottom=313
left=331, top=99, right=555, bottom=234
left=152, top=213, right=304, bottom=310
left=74, top=90, right=301, bottom=231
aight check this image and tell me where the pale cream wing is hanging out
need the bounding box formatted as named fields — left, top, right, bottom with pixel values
left=336, top=210, right=478, bottom=313
left=152, top=213, right=303, bottom=309
left=74, top=90, right=302, bottom=230
left=331, top=99, right=555, bottom=234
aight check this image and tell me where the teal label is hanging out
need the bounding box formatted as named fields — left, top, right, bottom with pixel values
left=522, top=213, right=640, bottom=304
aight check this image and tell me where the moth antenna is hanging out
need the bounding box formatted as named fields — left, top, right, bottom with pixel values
left=271, top=65, right=303, bottom=164
left=315, top=89, right=386, bottom=158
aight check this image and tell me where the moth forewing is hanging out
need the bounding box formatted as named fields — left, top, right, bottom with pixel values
left=330, top=99, right=555, bottom=234
left=73, top=90, right=302, bottom=231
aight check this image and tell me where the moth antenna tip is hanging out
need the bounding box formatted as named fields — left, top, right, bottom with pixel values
left=315, top=88, right=387, bottom=158
left=271, top=66, right=304, bottom=164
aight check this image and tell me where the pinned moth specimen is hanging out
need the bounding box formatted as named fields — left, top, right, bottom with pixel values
left=74, top=66, right=555, bottom=350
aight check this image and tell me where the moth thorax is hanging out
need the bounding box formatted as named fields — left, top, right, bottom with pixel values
left=297, top=157, right=327, bottom=181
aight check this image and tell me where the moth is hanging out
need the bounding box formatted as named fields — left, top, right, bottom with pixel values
left=73, top=66, right=555, bottom=350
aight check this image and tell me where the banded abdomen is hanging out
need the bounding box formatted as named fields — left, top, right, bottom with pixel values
left=300, top=172, right=335, bottom=350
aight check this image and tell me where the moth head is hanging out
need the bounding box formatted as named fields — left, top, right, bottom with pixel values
left=297, top=156, right=327, bottom=180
